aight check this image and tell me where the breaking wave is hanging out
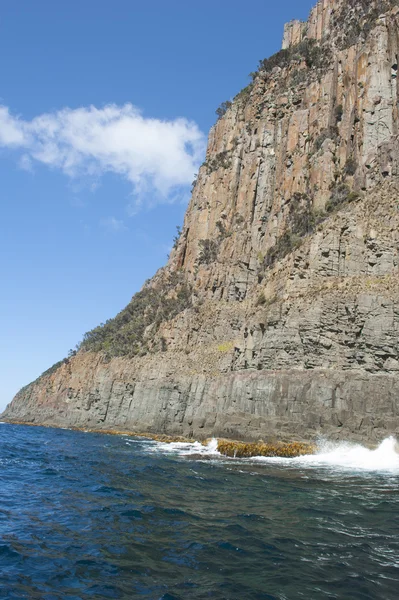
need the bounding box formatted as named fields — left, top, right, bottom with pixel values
left=304, top=436, right=398, bottom=471
left=146, top=436, right=399, bottom=473
left=1, top=424, right=398, bottom=599
left=251, top=436, right=399, bottom=473
left=134, top=437, right=220, bottom=457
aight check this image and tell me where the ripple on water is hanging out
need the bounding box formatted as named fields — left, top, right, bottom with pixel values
left=0, top=424, right=398, bottom=600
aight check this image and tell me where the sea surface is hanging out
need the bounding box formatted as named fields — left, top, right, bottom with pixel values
left=0, top=423, right=398, bottom=600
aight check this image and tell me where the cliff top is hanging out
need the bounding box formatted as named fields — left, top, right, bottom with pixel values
left=283, top=0, right=399, bottom=49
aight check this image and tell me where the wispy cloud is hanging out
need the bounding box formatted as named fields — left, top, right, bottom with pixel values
left=0, top=103, right=206, bottom=209
left=18, top=154, right=34, bottom=173
left=101, top=217, right=127, bottom=233
left=0, top=106, right=26, bottom=146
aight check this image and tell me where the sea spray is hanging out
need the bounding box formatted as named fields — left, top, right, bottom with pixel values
left=298, top=436, right=399, bottom=472
left=250, top=436, right=399, bottom=473
left=135, top=437, right=221, bottom=457
left=145, top=435, right=399, bottom=474
left=1, top=423, right=398, bottom=599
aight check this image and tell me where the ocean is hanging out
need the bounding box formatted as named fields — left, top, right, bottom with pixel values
left=0, top=423, right=398, bottom=599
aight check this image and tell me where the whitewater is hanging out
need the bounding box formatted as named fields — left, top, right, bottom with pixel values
left=1, top=423, right=398, bottom=599
left=144, top=435, right=399, bottom=473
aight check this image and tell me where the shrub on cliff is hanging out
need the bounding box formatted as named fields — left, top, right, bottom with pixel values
left=264, top=231, right=302, bottom=268
left=173, top=225, right=182, bottom=249
left=326, top=184, right=360, bottom=213
left=198, top=239, right=219, bottom=265
left=234, top=83, right=253, bottom=106
left=259, top=185, right=359, bottom=275
left=313, top=127, right=339, bottom=154
left=78, top=273, right=192, bottom=358
left=345, top=157, right=357, bottom=176
left=41, top=360, right=67, bottom=378
left=257, top=39, right=332, bottom=77
left=216, top=101, right=232, bottom=120
left=261, top=194, right=313, bottom=269
left=204, top=150, right=232, bottom=174
left=335, top=104, right=344, bottom=123
left=332, top=0, right=399, bottom=49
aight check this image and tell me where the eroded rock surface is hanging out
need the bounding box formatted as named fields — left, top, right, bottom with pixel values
left=4, top=0, right=399, bottom=442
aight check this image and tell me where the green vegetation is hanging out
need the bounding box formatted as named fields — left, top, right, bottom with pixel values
left=335, top=104, right=344, bottom=123
left=345, top=157, right=358, bottom=176
left=290, top=69, right=308, bottom=87
left=19, top=356, right=72, bottom=389
left=216, top=101, right=232, bottom=120
left=233, top=83, right=253, bottom=106
left=197, top=216, right=235, bottom=268
left=78, top=272, right=192, bottom=358
left=234, top=213, right=246, bottom=226
left=256, top=39, right=332, bottom=76
left=217, top=0, right=399, bottom=122
left=326, top=184, right=360, bottom=213
left=216, top=219, right=228, bottom=237
left=312, top=126, right=339, bottom=154
left=255, top=292, right=278, bottom=309
left=332, top=0, right=399, bottom=49
left=260, top=183, right=361, bottom=274
left=218, top=37, right=333, bottom=121
left=41, top=360, right=67, bottom=378
left=204, top=150, right=232, bottom=174
left=261, top=193, right=314, bottom=270
left=173, top=225, right=182, bottom=249
left=264, top=231, right=303, bottom=269
left=198, top=239, right=219, bottom=265
left=256, top=291, right=267, bottom=306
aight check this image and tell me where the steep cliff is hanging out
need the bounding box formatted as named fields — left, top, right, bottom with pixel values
left=4, top=0, right=399, bottom=442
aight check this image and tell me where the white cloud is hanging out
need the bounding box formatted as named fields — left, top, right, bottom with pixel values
left=0, top=103, right=206, bottom=208
left=0, top=106, right=27, bottom=146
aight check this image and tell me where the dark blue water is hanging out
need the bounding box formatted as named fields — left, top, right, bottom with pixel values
left=0, top=424, right=398, bottom=600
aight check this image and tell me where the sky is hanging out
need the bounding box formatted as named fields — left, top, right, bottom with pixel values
left=0, top=0, right=315, bottom=412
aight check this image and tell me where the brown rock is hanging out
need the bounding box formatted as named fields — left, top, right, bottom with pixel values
left=4, top=0, right=399, bottom=444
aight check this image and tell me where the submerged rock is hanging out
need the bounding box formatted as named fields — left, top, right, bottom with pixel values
left=217, top=440, right=315, bottom=458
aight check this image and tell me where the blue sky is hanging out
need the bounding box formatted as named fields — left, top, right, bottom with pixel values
left=0, top=0, right=315, bottom=411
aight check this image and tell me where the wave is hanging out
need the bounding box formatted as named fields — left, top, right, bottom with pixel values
left=252, top=437, right=399, bottom=473
left=144, top=436, right=399, bottom=473
left=137, top=437, right=220, bottom=457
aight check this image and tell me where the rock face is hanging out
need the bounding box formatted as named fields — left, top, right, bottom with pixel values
left=4, top=0, right=399, bottom=442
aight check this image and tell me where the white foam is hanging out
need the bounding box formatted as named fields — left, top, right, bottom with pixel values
left=138, top=434, right=399, bottom=474
left=140, top=437, right=220, bottom=457
left=251, top=437, right=399, bottom=473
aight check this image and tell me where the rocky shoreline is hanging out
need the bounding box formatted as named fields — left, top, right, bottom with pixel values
left=4, top=0, right=399, bottom=441
left=2, top=419, right=316, bottom=458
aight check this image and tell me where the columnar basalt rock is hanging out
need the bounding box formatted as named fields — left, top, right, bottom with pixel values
left=4, top=0, right=399, bottom=443
left=282, top=20, right=307, bottom=50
